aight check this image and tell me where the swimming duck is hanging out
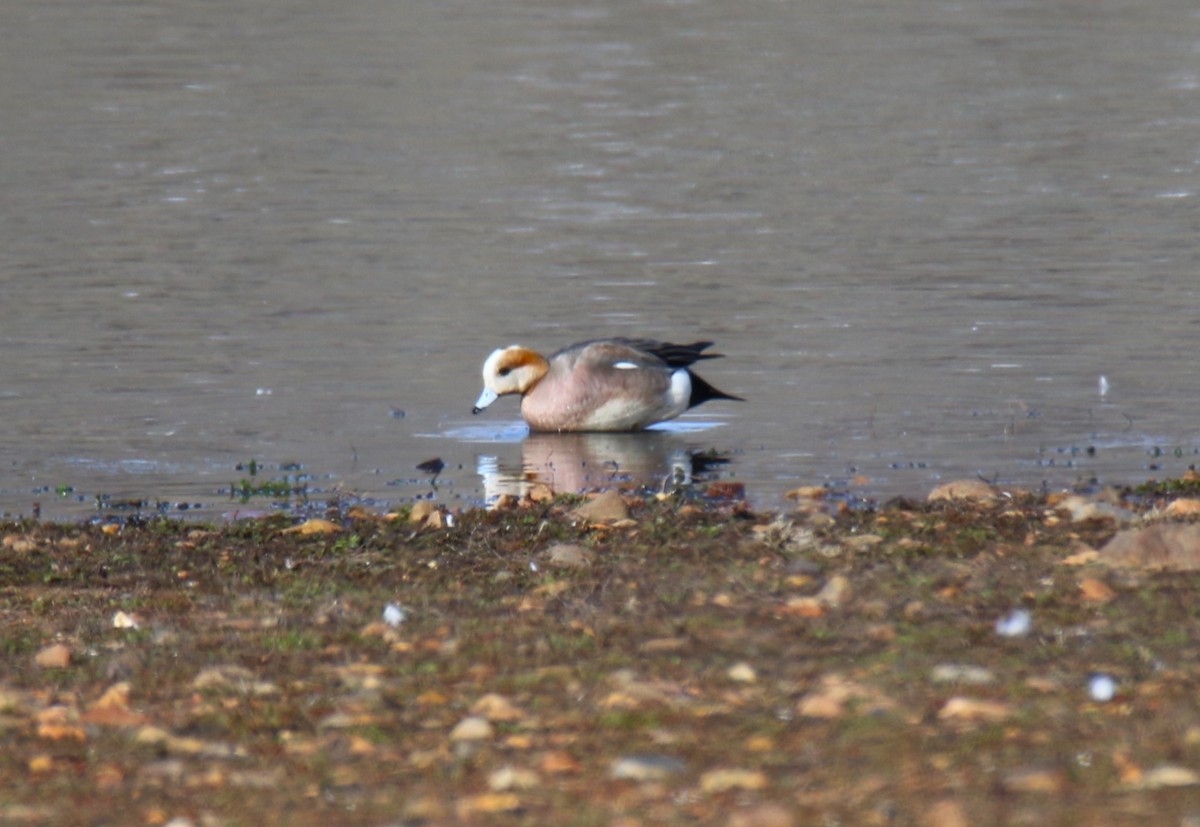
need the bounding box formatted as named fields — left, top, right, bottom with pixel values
left=472, top=338, right=741, bottom=432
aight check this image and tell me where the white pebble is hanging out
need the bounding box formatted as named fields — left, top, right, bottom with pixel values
left=995, top=608, right=1032, bottom=637
left=382, top=603, right=407, bottom=628
left=1088, top=674, right=1117, bottom=702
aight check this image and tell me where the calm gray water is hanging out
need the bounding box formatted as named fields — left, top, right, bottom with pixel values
left=2, top=0, right=1198, bottom=520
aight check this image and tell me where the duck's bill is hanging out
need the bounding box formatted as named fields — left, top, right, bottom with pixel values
left=472, top=387, right=498, bottom=414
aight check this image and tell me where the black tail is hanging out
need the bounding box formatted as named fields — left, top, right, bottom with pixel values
left=687, top=370, right=743, bottom=409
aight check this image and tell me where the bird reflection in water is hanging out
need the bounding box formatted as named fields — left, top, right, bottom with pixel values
left=476, top=430, right=729, bottom=503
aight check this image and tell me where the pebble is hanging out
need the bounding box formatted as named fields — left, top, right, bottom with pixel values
left=34, top=643, right=71, bottom=669
left=571, top=490, right=629, bottom=523
left=842, top=534, right=883, bottom=552
left=448, top=715, right=494, bottom=742
left=1077, top=577, right=1116, bottom=604
left=457, top=793, right=521, bottom=816
left=700, top=768, right=769, bottom=793
left=922, top=800, right=968, bottom=827
left=3, top=534, right=38, bottom=553
left=471, top=693, right=524, bottom=722
left=929, top=664, right=996, bottom=686
left=927, top=479, right=999, bottom=504
left=796, top=674, right=895, bottom=719
left=111, top=610, right=141, bottom=629
left=937, top=696, right=1011, bottom=723
left=282, top=518, right=340, bottom=536
left=1099, top=523, right=1200, bottom=570
left=815, top=574, right=853, bottom=607
left=1137, top=765, right=1200, bottom=789
left=1164, top=498, right=1200, bottom=517
left=727, top=662, right=758, bottom=684
left=382, top=603, right=407, bottom=627
left=1088, top=674, right=1117, bottom=702
left=995, top=608, right=1032, bottom=637
left=409, top=500, right=437, bottom=524
left=487, top=765, right=540, bottom=791
left=727, top=804, right=795, bottom=827
left=545, top=543, right=594, bottom=569
left=610, top=754, right=686, bottom=781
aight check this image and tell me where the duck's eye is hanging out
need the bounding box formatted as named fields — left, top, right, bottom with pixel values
left=498, top=367, right=512, bottom=377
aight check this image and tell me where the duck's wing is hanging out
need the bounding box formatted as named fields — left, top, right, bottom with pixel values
left=606, top=338, right=723, bottom=368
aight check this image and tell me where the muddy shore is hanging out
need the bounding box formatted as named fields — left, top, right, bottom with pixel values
left=3, top=476, right=1200, bottom=826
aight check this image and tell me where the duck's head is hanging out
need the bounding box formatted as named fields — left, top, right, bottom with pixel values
left=472, top=346, right=550, bottom=414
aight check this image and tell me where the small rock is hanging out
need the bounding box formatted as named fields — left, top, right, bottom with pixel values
left=1054, top=495, right=1111, bottom=523
left=492, top=493, right=519, bottom=511
left=785, top=485, right=826, bottom=501
left=639, top=637, right=688, bottom=653
left=928, top=479, right=999, bottom=504
left=283, top=518, right=340, bottom=535
left=727, top=803, right=795, bottom=827
left=929, top=664, right=996, bottom=686
left=700, top=768, right=768, bottom=793
left=545, top=543, right=594, bottom=569
left=111, top=611, right=141, bottom=629
left=937, top=696, right=1011, bottom=723
left=1078, top=577, right=1116, bottom=604
left=457, top=793, right=521, bottom=815
left=487, top=766, right=540, bottom=791
left=35, top=706, right=86, bottom=742
left=448, top=715, right=494, bottom=742
left=81, top=682, right=147, bottom=727
left=1136, top=764, right=1200, bottom=789
left=779, top=597, right=824, bottom=618
left=1164, top=498, right=1200, bottom=517
left=409, top=501, right=437, bottom=524
left=796, top=674, right=895, bottom=719
left=2, top=534, right=37, bottom=553
left=727, top=662, right=758, bottom=684
left=27, top=754, right=55, bottom=774
left=471, top=693, right=524, bottom=722
left=193, top=665, right=280, bottom=696
left=922, top=800, right=968, bottom=827
left=815, top=574, right=852, bottom=607
left=540, top=750, right=582, bottom=774
left=1099, top=523, right=1200, bottom=571
left=610, top=754, right=686, bottom=781
left=527, top=483, right=556, bottom=503
left=1088, top=674, right=1117, bottom=702
left=34, top=643, right=71, bottom=669
left=1060, top=547, right=1100, bottom=566
left=571, top=490, right=629, bottom=523
left=995, top=608, right=1032, bottom=637
left=842, top=534, right=883, bottom=552
left=382, top=603, right=407, bottom=627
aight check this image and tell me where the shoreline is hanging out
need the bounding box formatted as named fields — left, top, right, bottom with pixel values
left=3, top=475, right=1200, bottom=825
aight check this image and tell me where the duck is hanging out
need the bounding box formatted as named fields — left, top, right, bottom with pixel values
left=471, top=337, right=742, bottom=432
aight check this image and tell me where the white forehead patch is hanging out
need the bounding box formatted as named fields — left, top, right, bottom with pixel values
left=483, top=346, right=520, bottom=378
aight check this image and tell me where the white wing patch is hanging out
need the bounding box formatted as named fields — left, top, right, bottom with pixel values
left=668, top=369, right=691, bottom=410
left=613, top=361, right=639, bottom=370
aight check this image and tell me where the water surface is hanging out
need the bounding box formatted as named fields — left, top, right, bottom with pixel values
left=2, top=0, right=1198, bottom=519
